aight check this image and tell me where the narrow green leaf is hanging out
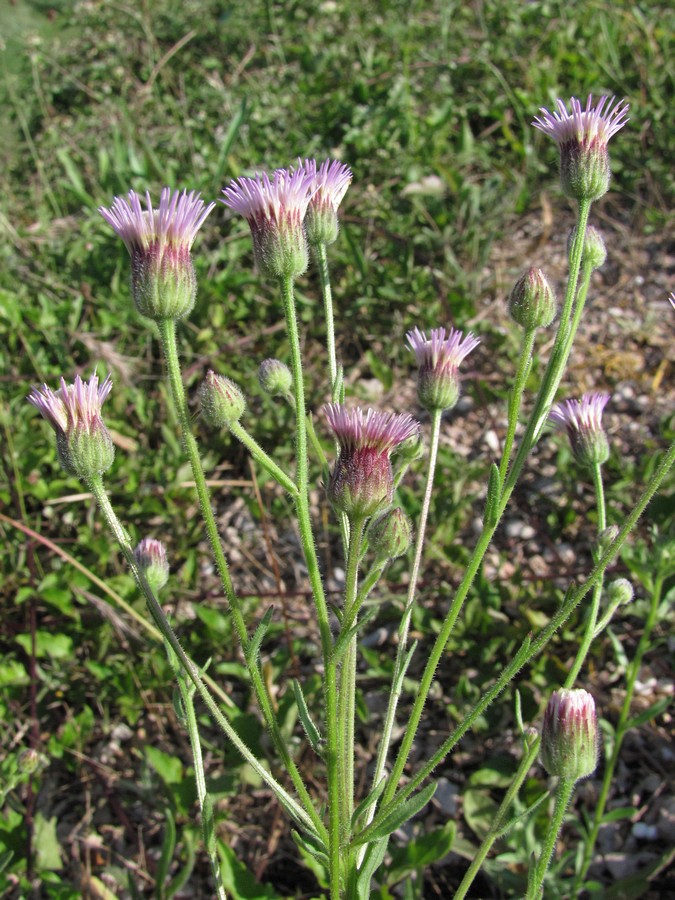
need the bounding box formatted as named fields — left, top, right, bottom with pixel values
left=484, top=463, right=500, bottom=525
left=292, top=679, right=323, bottom=754
left=352, top=782, right=437, bottom=846
left=601, top=806, right=638, bottom=824
left=626, top=696, right=669, bottom=730
left=392, top=640, right=417, bottom=694
left=245, top=606, right=274, bottom=664
left=351, top=776, right=386, bottom=829
left=155, top=807, right=176, bottom=899
left=332, top=606, right=378, bottom=665
left=356, top=837, right=389, bottom=900
left=213, top=97, right=248, bottom=188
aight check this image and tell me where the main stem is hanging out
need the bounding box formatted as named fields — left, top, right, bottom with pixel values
left=157, top=317, right=324, bottom=839
left=339, top=519, right=365, bottom=848
left=526, top=777, right=576, bottom=899
left=278, top=274, right=341, bottom=898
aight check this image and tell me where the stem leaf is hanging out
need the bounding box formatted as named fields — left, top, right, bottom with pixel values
left=352, top=782, right=437, bottom=846
left=245, top=606, right=274, bottom=665
left=292, top=678, right=323, bottom=755
left=351, top=776, right=386, bottom=830
left=625, top=696, right=670, bottom=730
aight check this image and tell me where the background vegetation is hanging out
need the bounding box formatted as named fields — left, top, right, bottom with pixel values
left=1, top=0, right=672, bottom=897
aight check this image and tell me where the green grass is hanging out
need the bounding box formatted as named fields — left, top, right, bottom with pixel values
left=1, top=0, right=673, bottom=897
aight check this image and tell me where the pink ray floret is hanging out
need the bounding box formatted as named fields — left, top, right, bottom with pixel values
left=406, top=326, right=480, bottom=369
left=99, top=188, right=215, bottom=253
left=532, top=95, right=629, bottom=147
left=28, top=372, right=113, bottom=434
left=300, top=158, right=352, bottom=210
left=549, top=392, right=609, bottom=435
left=324, top=403, right=419, bottom=454
left=221, top=167, right=314, bottom=226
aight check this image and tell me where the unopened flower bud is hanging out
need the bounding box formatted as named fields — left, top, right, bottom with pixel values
left=27, top=373, right=115, bottom=480
left=258, top=359, right=293, bottom=398
left=597, top=525, right=619, bottom=555
left=199, top=371, right=246, bottom=428
left=368, top=507, right=413, bottom=562
left=396, top=432, right=425, bottom=463
left=607, top=578, right=633, bottom=607
left=508, top=267, right=557, bottom=330
left=523, top=726, right=539, bottom=751
left=541, top=689, right=599, bottom=782
left=134, top=538, right=170, bottom=593
left=568, top=224, right=607, bottom=270
left=18, top=748, right=41, bottom=775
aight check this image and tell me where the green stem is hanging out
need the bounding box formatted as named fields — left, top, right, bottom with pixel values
left=278, top=274, right=340, bottom=899
left=375, top=201, right=593, bottom=813
left=366, top=408, right=442, bottom=823
left=527, top=777, right=576, bottom=899
left=316, top=242, right=338, bottom=399
left=454, top=737, right=541, bottom=900
left=177, top=675, right=227, bottom=900
left=498, top=327, right=537, bottom=487
left=86, top=475, right=318, bottom=838
left=338, top=519, right=365, bottom=844
left=360, top=439, right=674, bottom=837
left=576, top=569, right=665, bottom=888
left=157, top=317, right=324, bottom=841
left=229, top=421, right=299, bottom=497
left=566, top=461, right=606, bottom=687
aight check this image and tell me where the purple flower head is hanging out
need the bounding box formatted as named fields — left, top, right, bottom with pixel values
left=541, top=688, right=599, bottom=781
left=299, top=158, right=352, bottom=246
left=324, top=403, right=419, bottom=521
left=532, top=95, right=629, bottom=202
left=406, top=326, right=480, bottom=411
left=550, top=392, right=610, bottom=468
left=99, top=188, right=214, bottom=320
left=221, top=168, right=313, bottom=279
left=27, top=372, right=115, bottom=478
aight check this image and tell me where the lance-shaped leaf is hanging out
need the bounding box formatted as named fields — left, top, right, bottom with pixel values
left=351, top=782, right=437, bottom=847
left=292, top=679, right=323, bottom=755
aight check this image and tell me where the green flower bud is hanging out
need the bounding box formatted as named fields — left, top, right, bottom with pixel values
left=607, top=578, right=633, bottom=607
left=507, top=268, right=557, bottom=330
left=568, top=224, right=607, bottom=270
left=199, top=371, right=246, bottom=429
left=368, top=507, right=413, bottom=562
left=258, top=359, right=293, bottom=398
left=134, top=538, right=170, bottom=593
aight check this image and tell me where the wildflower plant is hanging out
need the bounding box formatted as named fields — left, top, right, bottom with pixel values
left=24, top=95, right=675, bottom=899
